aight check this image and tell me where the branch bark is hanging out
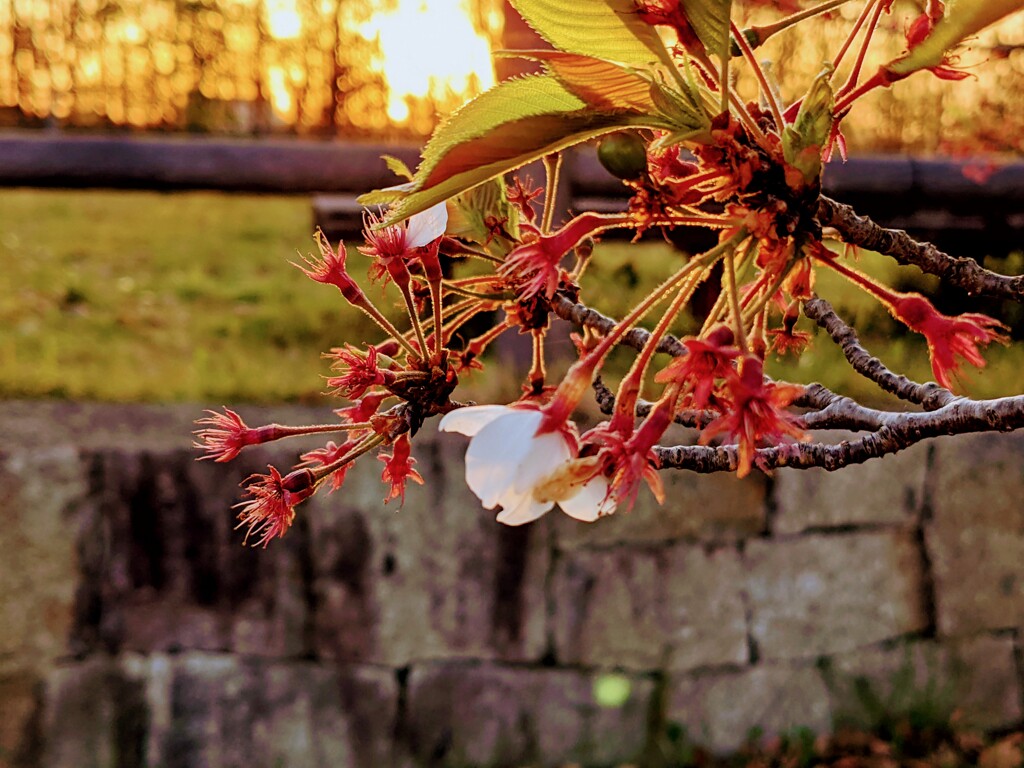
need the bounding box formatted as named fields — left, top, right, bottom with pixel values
left=803, top=295, right=956, bottom=410
left=816, top=196, right=1024, bottom=301
left=655, top=392, right=1024, bottom=473
left=551, top=260, right=1024, bottom=477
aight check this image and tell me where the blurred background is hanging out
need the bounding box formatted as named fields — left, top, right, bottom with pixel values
left=1, top=0, right=1024, bottom=406
left=0, top=0, right=1019, bottom=405
left=4, top=5, right=1024, bottom=768
left=1, top=0, right=1024, bottom=405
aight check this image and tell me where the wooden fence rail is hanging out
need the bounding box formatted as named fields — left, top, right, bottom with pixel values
left=1, top=132, right=1021, bottom=256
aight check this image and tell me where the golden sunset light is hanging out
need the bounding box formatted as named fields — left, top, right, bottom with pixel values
left=0, top=0, right=501, bottom=136
left=0, top=0, right=1022, bottom=150
left=358, top=0, right=496, bottom=124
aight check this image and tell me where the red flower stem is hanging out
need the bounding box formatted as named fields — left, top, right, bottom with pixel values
left=656, top=213, right=742, bottom=227
left=419, top=298, right=499, bottom=346
left=731, top=20, right=784, bottom=131
left=741, top=264, right=792, bottom=325
left=728, top=91, right=769, bottom=146
left=427, top=276, right=445, bottom=360
left=752, top=301, right=770, bottom=351
left=349, top=299, right=420, bottom=359
left=539, top=232, right=746, bottom=431
left=699, top=287, right=731, bottom=337
left=725, top=246, right=749, bottom=352
left=669, top=168, right=730, bottom=191
left=742, top=0, right=854, bottom=51
left=720, top=34, right=731, bottom=115
left=833, top=70, right=887, bottom=115
left=393, top=277, right=429, bottom=358
left=463, top=319, right=512, bottom=358
left=312, top=432, right=386, bottom=488
left=700, top=237, right=757, bottom=336
left=541, top=152, right=563, bottom=234
left=448, top=275, right=504, bottom=286
left=836, top=0, right=886, bottom=100
left=832, top=0, right=875, bottom=73
left=528, top=331, right=547, bottom=393
left=440, top=301, right=499, bottom=347
left=597, top=232, right=746, bottom=359
left=611, top=273, right=703, bottom=433
left=441, top=238, right=504, bottom=263
left=812, top=248, right=897, bottom=305
left=436, top=282, right=508, bottom=301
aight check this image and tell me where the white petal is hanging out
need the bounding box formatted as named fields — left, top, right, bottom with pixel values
left=511, top=431, right=573, bottom=495
left=559, top=476, right=615, bottom=522
left=496, top=492, right=552, bottom=526
left=405, top=202, right=449, bottom=248
left=438, top=405, right=512, bottom=437
left=464, top=410, right=543, bottom=508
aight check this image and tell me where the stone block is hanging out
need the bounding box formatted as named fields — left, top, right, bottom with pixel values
left=69, top=445, right=312, bottom=657
left=773, top=436, right=929, bottom=534
left=666, top=663, right=832, bottom=754
left=925, top=433, right=1024, bottom=635
left=0, top=445, right=87, bottom=677
left=552, top=544, right=748, bottom=671
left=39, top=654, right=398, bottom=768
left=823, top=634, right=1022, bottom=732
left=40, top=656, right=150, bottom=768
left=0, top=672, right=41, bottom=768
left=405, top=662, right=654, bottom=767
left=308, top=432, right=549, bottom=665
left=553, top=468, right=766, bottom=549
left=744, top=531, right=927, bottom=661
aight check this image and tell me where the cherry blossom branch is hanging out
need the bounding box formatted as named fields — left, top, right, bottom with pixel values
left=549, top=293, right=687, bottom=357
left=816, top=196, right=1024, bottom=301
left=655, top=392, right=1024, bottom=473
left=566, top=295, right=899, bottom=432
left=595, top=371, right=895, bottom=433
left=802, top=295, right=957, bottom=410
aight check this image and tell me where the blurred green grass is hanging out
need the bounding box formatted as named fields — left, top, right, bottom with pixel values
left=0, top=189, right=383, bottom=402
left=1, top=189, right=1020, bottom=405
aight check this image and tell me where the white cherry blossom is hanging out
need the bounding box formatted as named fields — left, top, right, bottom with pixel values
left=438, top=405, right=614, bottom=525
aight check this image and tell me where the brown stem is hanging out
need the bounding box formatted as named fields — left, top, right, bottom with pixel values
left=803, top=295, right=956, bottom=410
left=656, top=393, right=1024, bottom=473
left=817, top=196, right=1024, bottom=301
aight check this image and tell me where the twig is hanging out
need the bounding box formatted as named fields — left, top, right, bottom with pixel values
left=550, top=293, right=687, bottom=357
left=803, top=295, right=956, bottom=410
left=817, top=196, right=1024, bottom=301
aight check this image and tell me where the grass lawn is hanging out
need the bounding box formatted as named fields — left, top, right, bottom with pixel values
left=0, top=189, right=381, bottom=402
left=1, top=188, right=1020, bottom=406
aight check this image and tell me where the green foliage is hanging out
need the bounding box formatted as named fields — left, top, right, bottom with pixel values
left=360, top=73, right=689, bottom=224
left=682, top=0, right=734, bottom=61
left=782, top=66, right=834, bottom=188
left=889, top=0, right=1024, bottom=77
left=838, top=653, right=961, bottom=758
left=0, top=190, right=381, bottom=402
left=510, top=0, right=671, bottom=67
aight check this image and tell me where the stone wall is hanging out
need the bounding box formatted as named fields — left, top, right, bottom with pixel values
left=1, top=402, right=1022, bottom=767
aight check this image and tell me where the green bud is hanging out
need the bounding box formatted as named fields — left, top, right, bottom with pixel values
left=597, top=131, right=648, bottom=181
left=782, top=65, right=835, bottom=190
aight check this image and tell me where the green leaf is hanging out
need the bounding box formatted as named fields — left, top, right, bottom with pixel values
left=510, top=50, right=660, bottom=112
left=510, top=0, right=671, bottom=67
left=447, top=178, right=520, bottom=255
left=382, top=155, right=413, bottom=181
left=888, top=0, right=1024, bottom=77
left=782, top=66, right=833, bottom=188
left=360, top=74, right=685, bottom=224
left=683, top=0, right=734, bottom=61
left=513, top=50, right=706, bottom=130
